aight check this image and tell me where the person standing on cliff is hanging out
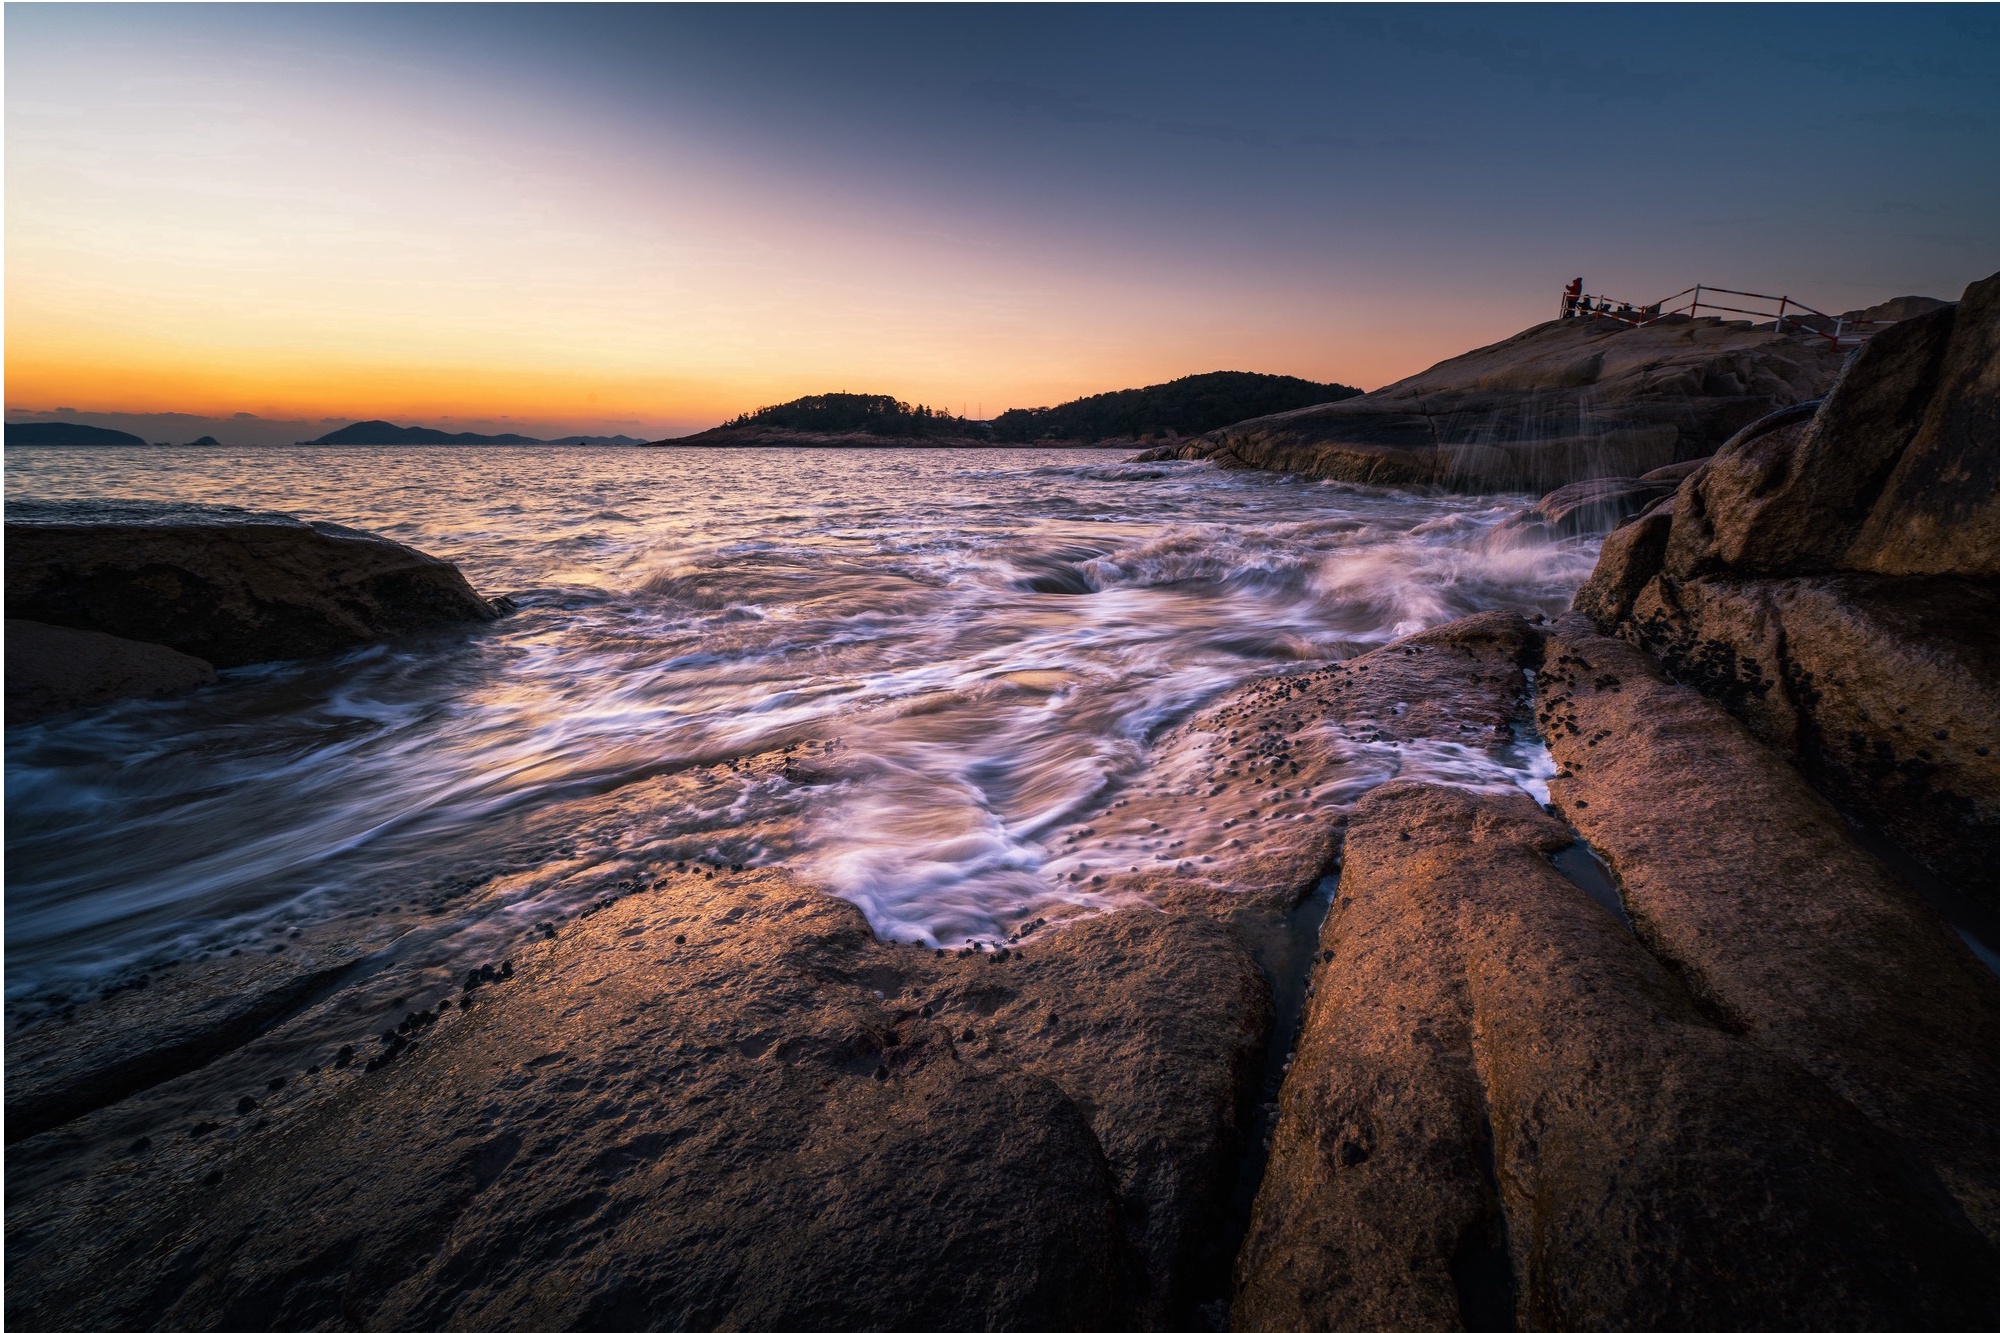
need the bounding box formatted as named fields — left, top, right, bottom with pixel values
left=1562, top=277, right=1583, bottom=318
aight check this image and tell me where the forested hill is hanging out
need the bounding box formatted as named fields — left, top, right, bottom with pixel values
left=988, top=371, right=1361, bottom=444
left=719, top=393, right=982, bottom=438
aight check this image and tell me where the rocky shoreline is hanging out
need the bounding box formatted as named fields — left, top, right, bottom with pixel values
left=7, top=274, right=1997, bottom=1330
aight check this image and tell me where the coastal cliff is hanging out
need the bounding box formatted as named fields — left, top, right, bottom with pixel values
left=1139, top=313, right=1850, bottom=491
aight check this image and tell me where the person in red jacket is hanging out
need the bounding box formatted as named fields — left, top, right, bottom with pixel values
left=1562, top=277, right=1584, bottom=318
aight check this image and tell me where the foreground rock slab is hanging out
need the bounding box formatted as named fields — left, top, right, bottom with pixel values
left=6, top=499, right=502, bottom=670
left=6, top=853, right=1273, bottom=1332
left=1238, top=779, right=2000, bottom=1331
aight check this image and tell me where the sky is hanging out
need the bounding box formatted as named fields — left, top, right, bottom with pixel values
left=7, top=3, right=1998, bottom=442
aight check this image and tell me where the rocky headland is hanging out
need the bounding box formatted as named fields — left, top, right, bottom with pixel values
left=1139, top=312, right=1852, bottom=491
left=7, top=274, right=1998, bottom=1331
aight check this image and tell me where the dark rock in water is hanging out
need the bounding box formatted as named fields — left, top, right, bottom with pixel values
left=5, top=422, right=149, bottom=448
left=1238, top=779, right=2000, bottom=1332
left=1504, top=474, right=1678, bottom=539
left=1138, top=315, right=1844, bottom=492
left=1637, top=455, right=1714, bottom=484
left=1575, top=269, right=2000, bottom=905
left=5, top=618, right=216, bottom=723
left=1538, top=616, right=2000, bottom=1243
left=5, top=499, right=506, bottom=668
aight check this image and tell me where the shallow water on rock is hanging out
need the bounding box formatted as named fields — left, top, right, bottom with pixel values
left=5, top=445, right=1596, bottom=1001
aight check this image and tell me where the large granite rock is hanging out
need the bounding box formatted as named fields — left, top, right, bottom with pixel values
left=1537, top=617, right=2000, bottom=1242
left=1238, top=779, right=2000, bottom=1332
left=5, top=619, right=217, bottom=723
left=1574, top=271, right=2000, bottom=905
left=1139, top=315, right=1844, bottom=492
left=6, top=499, right=503, bottom=670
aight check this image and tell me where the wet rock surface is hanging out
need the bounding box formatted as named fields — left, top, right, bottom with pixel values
left=5, top=939, right=368, bottom=1144
left=5, top=619, right=217, bottom=723
left=1239, top=780, right=2000, bottom=1332
left=1047, top=610, right=1540, bottom=911
left=1139, top=314, right=1842, bottom=491
left=1538, top=616, right=2000, bottom=1242
left=6, top=499, right=504, bottom=669
left=11, top=865, right=1238, bottom=1332
left=1502, top=474, right=1678, bottom=539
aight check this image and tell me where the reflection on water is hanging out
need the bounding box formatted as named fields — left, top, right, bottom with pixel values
left=4, top=445, right=1598, bottom=999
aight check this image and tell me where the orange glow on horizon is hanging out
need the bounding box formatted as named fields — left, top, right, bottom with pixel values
left=4, top=312, right=1505, bottom=436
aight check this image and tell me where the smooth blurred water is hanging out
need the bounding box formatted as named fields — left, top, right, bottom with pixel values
left=4, top=445, right=1597, bottom=1000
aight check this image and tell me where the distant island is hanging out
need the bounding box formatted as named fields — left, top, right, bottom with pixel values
left=306, top=421, right=649, bottom=446
left=647, top=393, right=995, bottom=447
left=989, top=370, right=1362, bottom=444
left=648, top=373, right=1363, bottom=448
left=8, top=422, right=157, bottom=447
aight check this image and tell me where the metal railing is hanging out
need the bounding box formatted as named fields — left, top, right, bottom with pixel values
left=1560, top=283, right=1886, bottom=348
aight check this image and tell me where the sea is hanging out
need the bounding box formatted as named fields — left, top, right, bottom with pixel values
left=3, top=445, right=1598, bottom=1005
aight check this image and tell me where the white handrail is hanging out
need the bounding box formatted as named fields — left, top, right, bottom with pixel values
left=1560, top=280, right=1887, bottom=348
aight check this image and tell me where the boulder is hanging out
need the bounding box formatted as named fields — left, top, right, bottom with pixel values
left=1140, top=315, right=1845, bottom=492
left=1537, top=616, right=2000, bottom=1242
left=1637, top=456, right=1712, bottom=484
left=1237, top=779, right=2000, bottom=1331
left=6, top=499, right=503, bottom=668
left=1845, top=272, right=2000, bottom=576
left=1569, top=500, right=1674, bottom=628
left=1665, top=306, right=1962, bottom=579
left=5, top=619, right=216, bottom=723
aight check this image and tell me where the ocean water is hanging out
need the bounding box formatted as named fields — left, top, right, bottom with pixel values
left=4, top=445, right=1598, bottom=1002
